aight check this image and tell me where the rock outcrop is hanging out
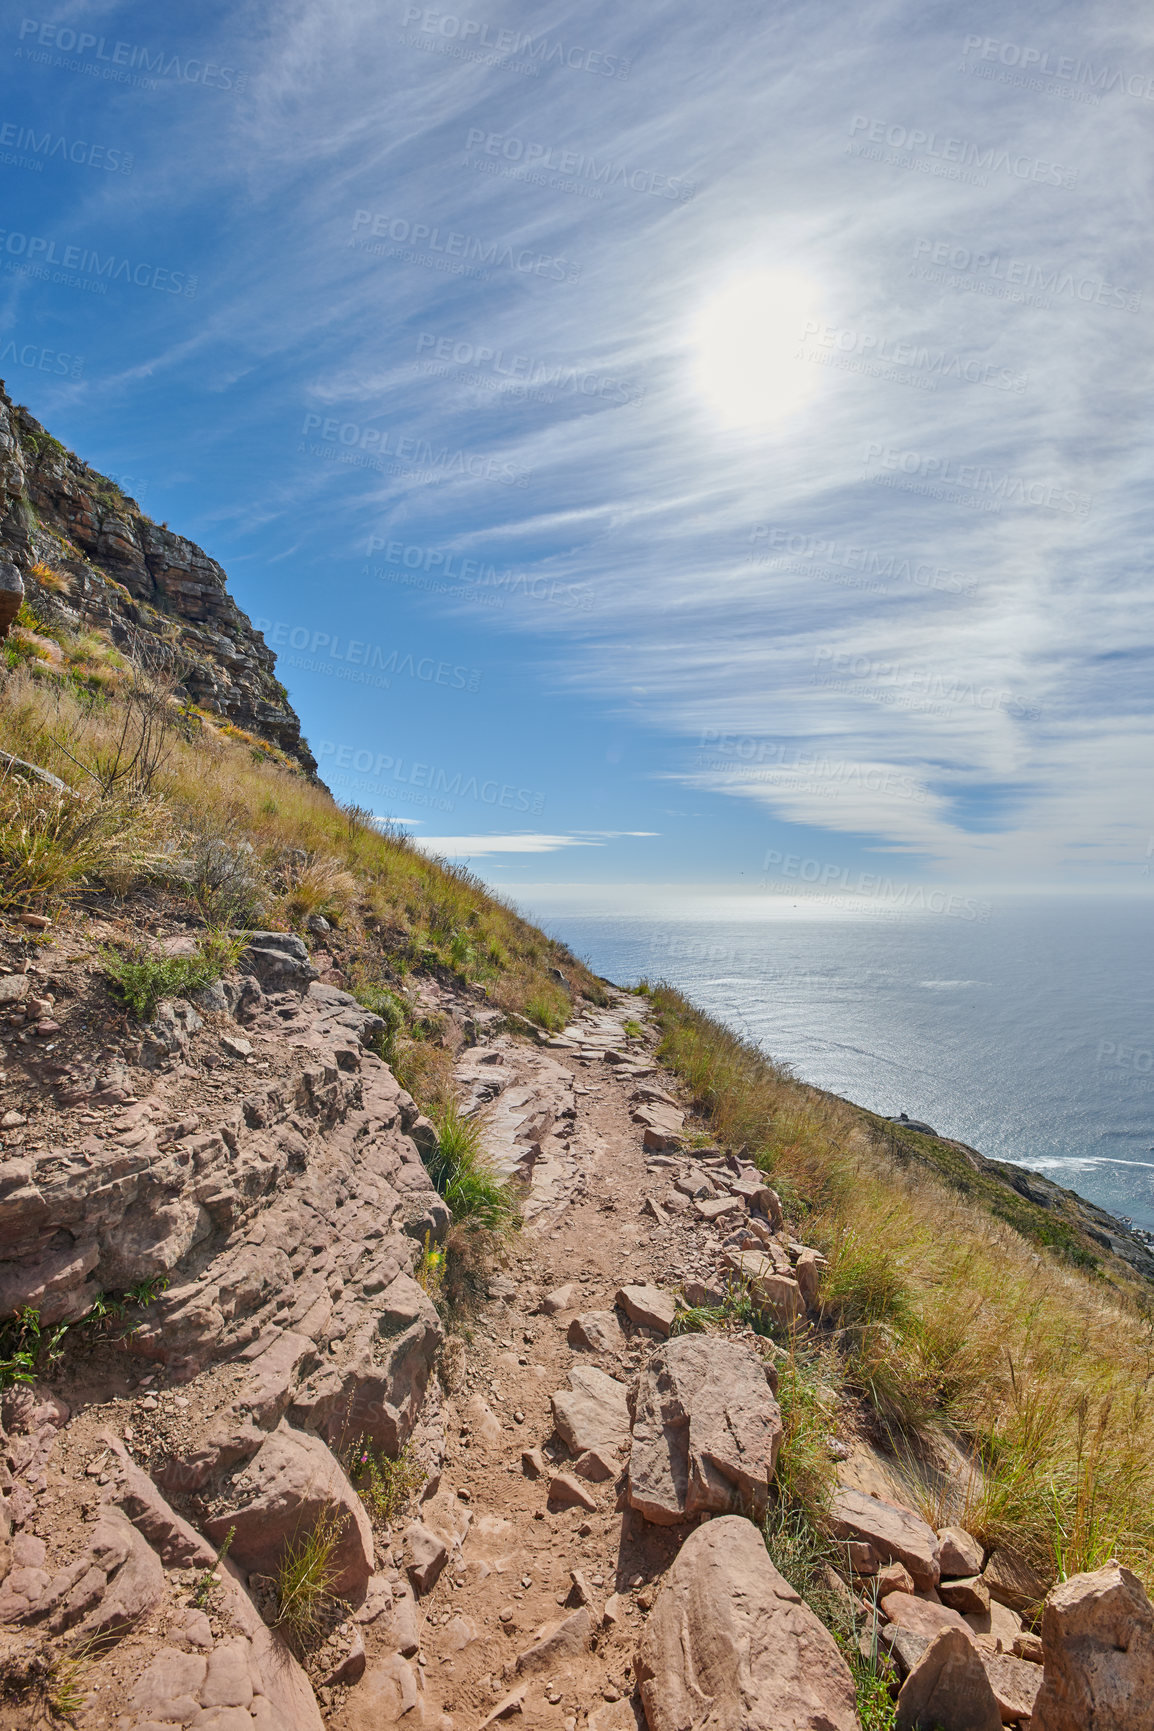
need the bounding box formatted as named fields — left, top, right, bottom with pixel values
left=0, top=385, right=314, bottom=771
left=636, top=1516, right=858, bottom=1731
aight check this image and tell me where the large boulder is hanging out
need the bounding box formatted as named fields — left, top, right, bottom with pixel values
left=236, top=931, right=319, bottom=994
left=203, top=1421, right=374, bottom=1601
left=0, top=560, right=23, bottom=637
left=636, top=1516, right=857, bottom=1731
left=627, top=1333, right=782, bottom=1525
left=895, top=1626, right=1001, bottom=1731
left=1032, top=1562, right=1154, bottom=1730
left=289, top=1271, right=443, bottom=1456
left=830, top=1486, right=941, bottom=1590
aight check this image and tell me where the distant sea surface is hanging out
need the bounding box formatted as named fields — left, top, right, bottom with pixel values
left=539, top=899, right=1154, bottom=1231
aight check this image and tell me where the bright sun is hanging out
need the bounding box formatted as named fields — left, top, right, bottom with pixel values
left=691, top=270, right=822, bottom=428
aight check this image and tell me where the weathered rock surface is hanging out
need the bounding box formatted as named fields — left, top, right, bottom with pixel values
left=567, top=1310, right=625, bottom=1356
left=636, top=1516, right=857, bottom=1731
left=551, top=1366, right=631, bottom=1460
left=1031, top=1563, right=1154, bottom=1730
left=982, top=1544, right=1050, bottom=1616
left=404, top=1520, right=449, bottom=1595
left=938, top=1525, right=984, bottom=1578
left=627, top=1333, right=782, bottom=1524
left=203, top=1421, right=374, bottom=1600
left=615, top=1284, right=677, bottom=1336
left=983, top=1650, right=1043, bottom=1723
left=830, top=1487, right=941, bottom=1589
left=895, top=1626, right=1002, bottom=1731
left=881, top=1592, right=974, bottom=1642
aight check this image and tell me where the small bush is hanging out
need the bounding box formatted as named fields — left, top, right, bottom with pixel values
left=0, top=1306, right=69, bottom=1389
left=347, top=1439, right=426, bottom=1526
left=100, top=929, right=244, bottom=1019
left=0, top=777, right=172, bottom=908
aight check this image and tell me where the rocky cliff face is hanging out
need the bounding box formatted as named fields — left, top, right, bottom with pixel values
left=0, top=383, right=315, bottom=774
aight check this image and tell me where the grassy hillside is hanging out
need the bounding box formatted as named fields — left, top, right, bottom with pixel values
left=646, top=984, right=1154, bottom=1594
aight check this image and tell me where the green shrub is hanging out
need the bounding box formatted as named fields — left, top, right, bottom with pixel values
left=100, top=929, right=244, bottom=1019
left=428, top=1105, right=519, bottom=1231
left=347, top=1439, right=426, bottom=1525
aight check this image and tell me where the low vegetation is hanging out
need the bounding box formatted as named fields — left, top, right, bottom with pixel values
left=273, top=1512, right=345, bottom=1646
left=648, top=983, right=1154, bottom=1594
left=346, top=1439, right=426, bottom=1527
left=99, top=930, right=244, bottom=1019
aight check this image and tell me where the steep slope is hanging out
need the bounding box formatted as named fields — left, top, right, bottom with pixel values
left=0, top=383, right=315, bottom=773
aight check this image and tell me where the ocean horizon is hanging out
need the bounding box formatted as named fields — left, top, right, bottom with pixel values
left=534, top=895, right=1154, bottom=1232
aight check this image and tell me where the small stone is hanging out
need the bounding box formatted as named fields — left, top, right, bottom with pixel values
left=543, top=1283, right=577, bottom=1315
left=939, top=1574, right=991, bottom=1616
left=521, top=1448, right=547, bottom=1480
left=570, top=1570, right=593, bottom=1606
left=220, top=1034, right=253, bottom=1059
left=548, top=1473, right=598, bottom=1512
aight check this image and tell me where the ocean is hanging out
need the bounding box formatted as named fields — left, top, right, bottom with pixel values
left=538, top=897, right=1154, bottom=1231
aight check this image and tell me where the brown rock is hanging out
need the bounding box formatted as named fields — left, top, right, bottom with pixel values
left=323, top=1629, right=367, bottom=1686
left=848, top=1540, right=878, bottom=1575
left=548, top=1473, right=598, bottom=1512
left=964, top=1596, right=1023, bottom=1651
left=830, top=1487, right=941, bottom=1590
left=464, top=1393, right=504, bottom=1447
left=982, top=1545, right=1050, bottom=1616
left=404, top=1520, right=449, bottom=1595
left=628, top=1332, right=782, bottom=1525
left=1031, top=1562, right=1154, bottom=1731
left=515, top=1606, right=593, bottom=1674
left=881, top=1592, right=975, bottom=1643
left=895, top=1626, right=1001, bottom=1731
left=794, top=1248, right=821, bottom=1308
left=568, top=1311, right=625, bottom=1356
left=938, top=1525, right=984, bottom=1578
left=551, top=1366, right=631, bottom=1458
left=202, top=1421, right=374, bottom=1600
left=983, top=1650, right=1042, bottom=1723
left=521, top=1448, right=547, bottom=1480
left=615, top=1284, right=677, bottom=1336
left=876, top=1561, right=916, bottom=1596
left=543, top=1282, right=578, bottom=1315
left=55, top=1507, right=165, bottom=1640
left=695, top=1195, right=743, bottom=1222
left=939, top=1574, right=991, bottom=1616
left=575, top=1446, right=620, bottom=1482
left=345, top=1654, right=420, bottom=1727
left=636, top=1516, right=857, bottom=1731
left=1011, top=1630, right=1043, bottom=1663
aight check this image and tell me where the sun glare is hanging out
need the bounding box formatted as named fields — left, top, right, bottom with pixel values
left=691, top=270, right=822, bottom=427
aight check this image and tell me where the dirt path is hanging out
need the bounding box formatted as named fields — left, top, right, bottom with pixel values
left=330, top=988, right=732, bottom=1731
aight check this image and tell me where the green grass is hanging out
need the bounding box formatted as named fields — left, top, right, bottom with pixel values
left=273, top=1511, right=345, bottom=1645
left=0, top=1306, right=69, bottom=1389
left=347, top=1439, right=426, bottom=1526
left=427, top=1104, right=520, bottom=1231
left=99, top=929, right=244, bottom=1019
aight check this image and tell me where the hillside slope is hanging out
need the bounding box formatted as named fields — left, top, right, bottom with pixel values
left=2, top=399, right=1153, bottom=1730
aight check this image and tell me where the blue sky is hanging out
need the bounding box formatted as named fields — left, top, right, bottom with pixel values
left=4, top=0, right=1153, bottom=919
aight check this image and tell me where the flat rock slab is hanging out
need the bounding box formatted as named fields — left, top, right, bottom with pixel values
left=615, top=1284, right=677, bottom=1336
left=938, top=1525, right=984, bottom=1578
left=895, top=1626, right=1001, bottom=1731
left=830, top=1486, right=941, bottom=1590
left=567, top=1311, right=625, bottom=1356
left=551, top=1365, right=631, bottom=1458
left=636, top=1516, right=857, bottom=1731
left=515, top=1606, right=593, bottom=1676
left=981, top=1544, right=1050, bottom=1616
left=627, top=1332, right=781, bottom=1524
left=983, top=1650, right=1042, bottom=1723
left=881, top=1593, right=973, bottom=1643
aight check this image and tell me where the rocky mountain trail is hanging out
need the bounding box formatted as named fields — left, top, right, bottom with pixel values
left=3, top=934, right=1154, bottom=1729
